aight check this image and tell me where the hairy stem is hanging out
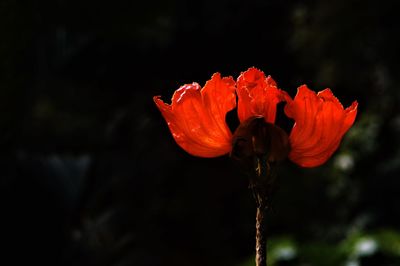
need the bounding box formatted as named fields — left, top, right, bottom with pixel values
left=255, top=199, right=267, bottom=266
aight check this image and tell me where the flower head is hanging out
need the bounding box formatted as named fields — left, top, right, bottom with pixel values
left=154, top=67, right=358, bottom=168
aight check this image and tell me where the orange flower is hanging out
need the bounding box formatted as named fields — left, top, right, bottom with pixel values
left=153, top=73, right=236, bottom=157
left=154, top=67, right=358, bottom=167
left=284, top=85, right=358, bottom=167
left=236, top=67, right=289, bottom=123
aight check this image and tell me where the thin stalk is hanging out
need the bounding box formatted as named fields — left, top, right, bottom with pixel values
left=254, top=190, right=268, bottom=266
left=251, top=156, right=271, bottom=266
left=255, top=205, right=267, bottom=266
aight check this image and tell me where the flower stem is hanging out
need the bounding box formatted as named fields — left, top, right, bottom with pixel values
left=255, top=194, right=268, bottom=266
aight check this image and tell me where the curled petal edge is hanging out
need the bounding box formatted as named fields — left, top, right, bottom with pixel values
left=153, top=73, right=236, bottom=158
left=236, top=67, right=290, bottom=123
left=285, top=85, right=358, bottom=167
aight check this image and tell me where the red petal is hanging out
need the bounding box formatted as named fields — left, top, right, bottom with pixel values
left=154, top=73, right=236, bottom=157
left=236, top=67, right=289, bottom=123
left=285, top=85, right=358, bottom=167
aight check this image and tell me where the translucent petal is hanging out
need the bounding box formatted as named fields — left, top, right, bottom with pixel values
left=236, top=67, right=289, bottom=123
left=154, top=73, right=236, bottom=157
left=285, top=85, right=358, bottom=167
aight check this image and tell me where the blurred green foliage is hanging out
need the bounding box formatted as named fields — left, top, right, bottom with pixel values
left=240, top=229, right=400, bottom=266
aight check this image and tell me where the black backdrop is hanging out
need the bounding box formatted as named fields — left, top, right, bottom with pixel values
left=1, top=0, right=400, bottom=265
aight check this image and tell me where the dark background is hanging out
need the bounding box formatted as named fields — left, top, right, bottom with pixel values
left=1, top=0, right=400, bottom=265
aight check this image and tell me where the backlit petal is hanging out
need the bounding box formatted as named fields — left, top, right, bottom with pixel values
left=285, top=85, right=358, bottom=167
left=154, top=73, right=236, bottom=157
left=236, top=67, right=289, bottom=123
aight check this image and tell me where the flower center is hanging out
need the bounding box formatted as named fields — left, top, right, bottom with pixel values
left=230, top=117, right=290, bottom=178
